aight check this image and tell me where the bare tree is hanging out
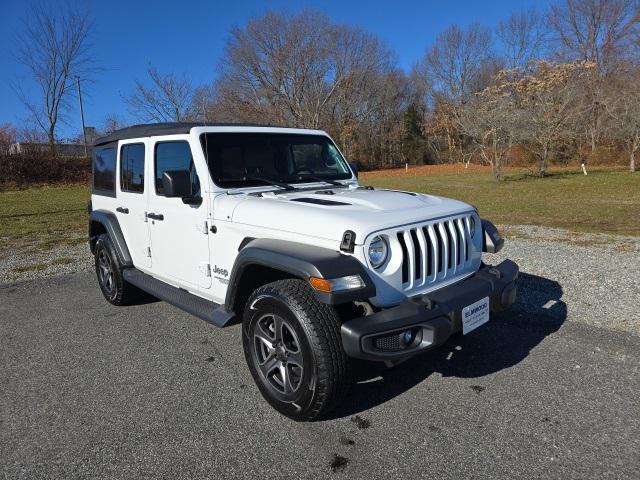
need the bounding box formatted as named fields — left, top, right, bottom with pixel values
left=510, top=61, right=595, bottom=175
left=100, top=115, right=128, bottom=135
left=458, top=83, right=516, bottom=180
left=549, top=0, right=640, bottom=151
left=423, top=100, right=462, bottom=163
left=212, top=10, right=396, bottom=129
left=17, top=126, right=48, bottom=144
left=413, top=23, right=495, bottom=164
left=603, top=71, right=640, bottom=172
left=126, top=67, right=194, bottom=122
left=214, top=10, right=333, bottom=127
left=16, top=3, right=93, bottom=156
left=417, top=23, right=494, bottom=103
left=0, top=123, right=18, bottom=146
left=497, top=8, right=548, bottom=70
left=341, top=70, right=412, bottom=168
left=190, top=84, right=219, bottom=121
left=549, top=0, right=639, bottom=74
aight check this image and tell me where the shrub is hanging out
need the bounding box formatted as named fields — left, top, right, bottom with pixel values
left=0, top=152, right=91, bottom=188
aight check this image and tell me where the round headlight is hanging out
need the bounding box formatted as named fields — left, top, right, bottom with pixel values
left=368, top=236, right=388, bottom=269
left=469, top=216, right=476, bottom=238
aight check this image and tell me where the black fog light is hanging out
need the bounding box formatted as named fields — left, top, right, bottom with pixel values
left=372, top=327, right=421, bottom=352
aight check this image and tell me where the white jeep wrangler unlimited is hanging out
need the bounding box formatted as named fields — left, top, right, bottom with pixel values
left=88, top=123, right=518, bottom=421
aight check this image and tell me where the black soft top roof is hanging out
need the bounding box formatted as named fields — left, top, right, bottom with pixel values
left=93, top=122, right=287, bottom=146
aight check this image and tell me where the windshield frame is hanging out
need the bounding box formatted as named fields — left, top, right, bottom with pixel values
left=199, top=132, right=355, bottom=190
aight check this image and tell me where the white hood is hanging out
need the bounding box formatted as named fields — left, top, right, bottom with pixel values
left=213, top=186, right=474, bottom=244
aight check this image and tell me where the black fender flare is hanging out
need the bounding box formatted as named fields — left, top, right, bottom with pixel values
left=481, top=219, right=504, bottom=254
left=225, top=238, right=376, bottom=311
left=88, top=210, right=133, bottom=267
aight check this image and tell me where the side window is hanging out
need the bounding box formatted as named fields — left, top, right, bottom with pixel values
left=93, top=145, right=116, bottom=194
left=154, top=141, right=199, bottom=195
left=120, top=143, right=145, bottom=193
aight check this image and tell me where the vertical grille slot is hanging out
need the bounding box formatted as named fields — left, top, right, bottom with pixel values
left=443, top=223, right=453, bottom=271
left=397, top=232, right=409, bottom=284
left=465, top=219, right=470, bottom=261
left=409, top=229, right=421, bottom=280
left=452, top=220, right=462, bottom=266
left=422, top=227, right=433, bottom=277
left=457, top=218, right=468, bottom=263
left=435, top=226, right=445, bottom=273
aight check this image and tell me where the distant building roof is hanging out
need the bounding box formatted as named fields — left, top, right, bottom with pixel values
left=8, top=142, right=89, bottom=157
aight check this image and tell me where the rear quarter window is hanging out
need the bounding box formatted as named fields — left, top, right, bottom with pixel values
left=93, top=145, right=116, bottom=195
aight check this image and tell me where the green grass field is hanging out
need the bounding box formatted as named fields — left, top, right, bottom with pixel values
left=0, top=168, right=638, bottom=260
left=0, top=184, right=90, bottom=257
left=362, top=168, right=640, bottom=236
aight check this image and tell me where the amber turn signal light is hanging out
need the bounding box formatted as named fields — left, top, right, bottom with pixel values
left=309, top=275, right=365, bottom=293
left=309, top=277, right=333, bottom=292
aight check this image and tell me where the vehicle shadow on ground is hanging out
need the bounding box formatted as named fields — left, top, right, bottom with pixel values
left=328, top=272, right=566, bottom=420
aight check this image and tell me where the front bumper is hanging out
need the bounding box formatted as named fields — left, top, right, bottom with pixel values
left=340, top=259, right=519, bottom=361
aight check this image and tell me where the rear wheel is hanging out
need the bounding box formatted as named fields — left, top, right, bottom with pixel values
left=242, top=279, right=351, bottom=421
left=94, top=233, right=144, bottom=306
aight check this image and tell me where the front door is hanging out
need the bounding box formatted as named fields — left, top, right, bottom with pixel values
left=147, top=138, right=211, bottom=290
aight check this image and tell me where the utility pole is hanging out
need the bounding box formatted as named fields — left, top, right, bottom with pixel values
left=75, top=75, right=88, bottom=157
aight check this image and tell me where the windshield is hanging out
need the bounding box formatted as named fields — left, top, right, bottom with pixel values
left=200, top=133, right=352, bottom=188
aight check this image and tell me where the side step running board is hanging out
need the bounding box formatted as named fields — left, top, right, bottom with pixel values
left=123, top=268, right=235, bottom=327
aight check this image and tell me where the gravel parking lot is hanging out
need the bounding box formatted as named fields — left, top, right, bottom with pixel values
left=1, top=225, right=639, bottom=479
left=3, top=223, right=638, bottom=335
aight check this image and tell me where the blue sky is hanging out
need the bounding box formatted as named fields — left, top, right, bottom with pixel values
left=0, top=0, right=550, bottom=139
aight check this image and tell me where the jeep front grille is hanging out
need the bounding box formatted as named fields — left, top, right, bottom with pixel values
left=395, top=215, right=476, bottom=291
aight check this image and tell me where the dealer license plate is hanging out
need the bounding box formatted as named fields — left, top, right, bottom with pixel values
left=462, top=297, right=490, bottom=335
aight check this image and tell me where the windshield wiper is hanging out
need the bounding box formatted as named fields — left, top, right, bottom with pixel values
left=245, top=176, right=295, bottom=191
left=294, top=175, right=345, bottom=187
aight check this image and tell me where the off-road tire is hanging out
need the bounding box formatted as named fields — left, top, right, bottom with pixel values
left=242, top=279, right=351, bottom=421
left=94, top=233, right=144, bottom=306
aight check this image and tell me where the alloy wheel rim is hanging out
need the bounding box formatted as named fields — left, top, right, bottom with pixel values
left=253, top=313, right=304, bottom=395
left=97, top=248, right=115, bottom=297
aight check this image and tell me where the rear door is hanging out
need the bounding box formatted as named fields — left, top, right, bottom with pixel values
left=116, top=139, right=151, bottom=268
left=147, top=137, right=211, bottom=289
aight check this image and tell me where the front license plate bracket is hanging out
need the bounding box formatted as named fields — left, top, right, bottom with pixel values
left=462, top=296, right=490, bottom=335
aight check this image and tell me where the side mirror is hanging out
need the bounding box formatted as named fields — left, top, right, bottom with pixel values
left=162, top=170, right=192, bottom=198
left=163, top=170, right=203, bottom=205
left=162, top=170, right=203, bottom=205
left=349, top=161, right=359, bottom=179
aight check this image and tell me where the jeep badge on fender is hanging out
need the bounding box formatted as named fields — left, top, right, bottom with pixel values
left=88, top=122, right=519, bottom=421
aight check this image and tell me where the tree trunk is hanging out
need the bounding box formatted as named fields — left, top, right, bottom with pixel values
left=492, top=135, right=502, bottom=182
left=48, top=129, right=56, bottom=158
left=492, top=156, right=502, bottom=181
left=539, top=146, right=548, bottom=177
left=631, top=151, right=636, bottom=173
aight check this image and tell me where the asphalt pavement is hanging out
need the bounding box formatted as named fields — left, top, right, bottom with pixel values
left=1, top=271, right=638, bottom=479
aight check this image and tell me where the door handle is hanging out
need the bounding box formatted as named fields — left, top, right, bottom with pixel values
left=116, top=206, right=129, bottom=214
left=147, top=212, right=164, bottom=221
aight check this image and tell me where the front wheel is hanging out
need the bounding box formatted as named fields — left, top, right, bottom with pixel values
left=94, top=233, right=144, bottom=306
left=242, top=279, right=351, bottom=421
